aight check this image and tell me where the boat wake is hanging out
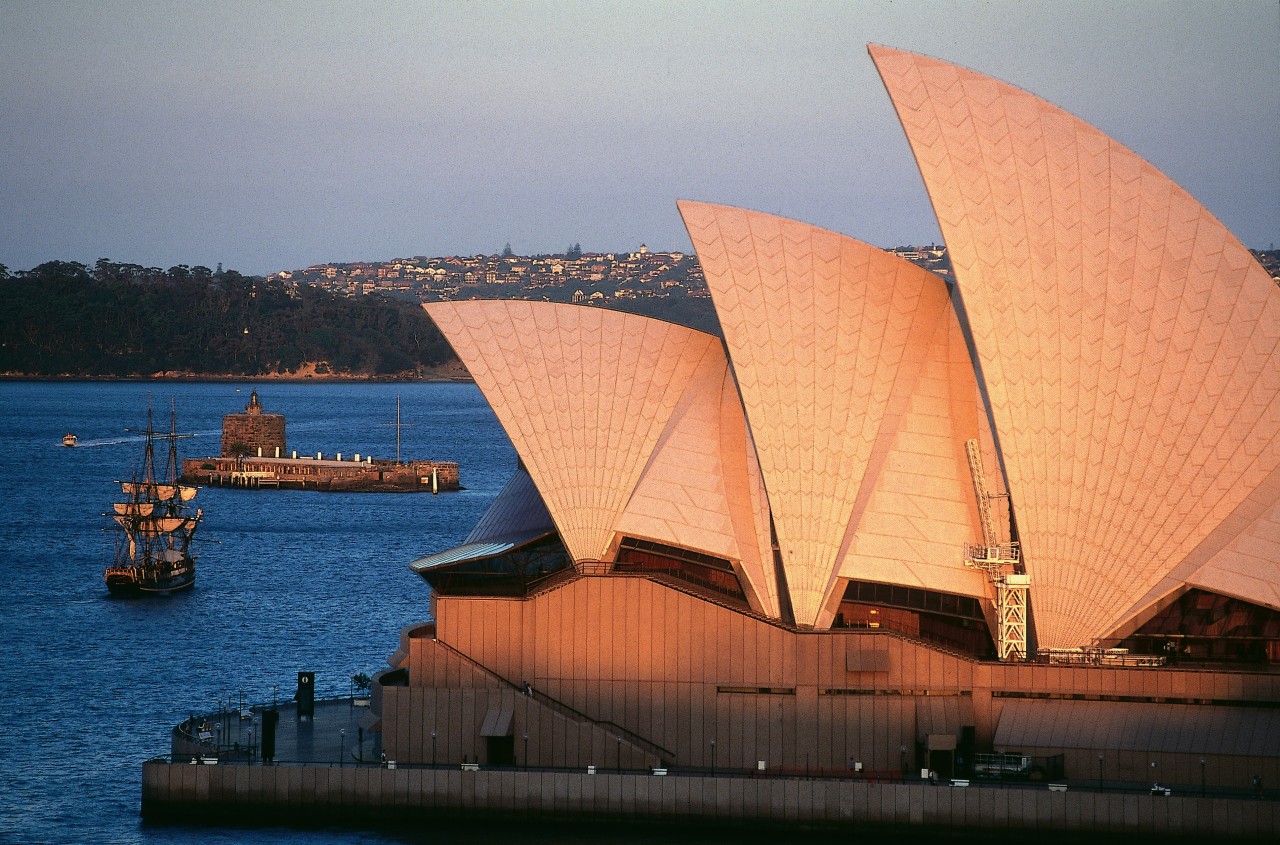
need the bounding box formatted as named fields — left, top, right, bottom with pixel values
left=71, top=437, right=139, bottom=448
left=69, top=430, right=218, bottom=449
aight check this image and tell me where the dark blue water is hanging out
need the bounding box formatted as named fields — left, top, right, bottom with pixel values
left=0, top=381, right=528, bottom=844
left=0, top=382, right=1144, bottom=845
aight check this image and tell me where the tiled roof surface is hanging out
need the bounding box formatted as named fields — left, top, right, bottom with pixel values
left=426, top=301, right=777, bottom=612
left=465, top=465, right=555, bottom=544
left=680, top=201, right=987, bottom=626
left=871, top=44, right=1280, bottom=646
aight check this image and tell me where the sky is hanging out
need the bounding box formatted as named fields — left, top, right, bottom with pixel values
left=1, top=0, right=1277, bottom=276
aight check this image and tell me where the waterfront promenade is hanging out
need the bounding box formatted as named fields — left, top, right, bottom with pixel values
left=143, top=699, right=1278, bottom=838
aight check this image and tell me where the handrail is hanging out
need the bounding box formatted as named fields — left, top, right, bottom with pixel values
left=428, top=637, right=675, bottom=761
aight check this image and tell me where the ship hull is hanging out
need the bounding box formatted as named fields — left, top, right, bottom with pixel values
left=105, top=564, right=195, bottom=596
left=105, top=401, right=202, bottom=597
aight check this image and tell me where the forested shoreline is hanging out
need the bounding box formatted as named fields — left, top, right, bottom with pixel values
left=0, top=261, right=456, bottom=378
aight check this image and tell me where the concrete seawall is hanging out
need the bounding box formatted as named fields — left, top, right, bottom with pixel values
left=141, top=762, right=1277, bottom=838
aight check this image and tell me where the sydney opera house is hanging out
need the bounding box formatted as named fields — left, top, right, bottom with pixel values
left=376, top=46, right=1279, bottom=790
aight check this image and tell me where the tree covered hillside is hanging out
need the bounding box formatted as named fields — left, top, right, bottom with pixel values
left=0, top=261, right=455, bottom=377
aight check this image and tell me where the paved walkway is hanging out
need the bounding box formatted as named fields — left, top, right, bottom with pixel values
left=180, top=698, right=376, bottom=765
left=175, top=700, right=1274, bottom=803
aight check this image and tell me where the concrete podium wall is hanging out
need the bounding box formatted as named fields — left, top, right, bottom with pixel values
left=141, top=762, right=1278, bottom=838
left=386, top=577, right=1280, bottom=782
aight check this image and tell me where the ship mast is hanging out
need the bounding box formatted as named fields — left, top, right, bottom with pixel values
left=383, top=394, right=415, bottom=464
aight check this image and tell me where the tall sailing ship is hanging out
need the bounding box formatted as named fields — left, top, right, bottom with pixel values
left=105, top=402, right=203, bottom=595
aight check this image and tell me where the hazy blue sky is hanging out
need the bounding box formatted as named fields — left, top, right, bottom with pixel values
left=2, top=0, right=1276, bottom=275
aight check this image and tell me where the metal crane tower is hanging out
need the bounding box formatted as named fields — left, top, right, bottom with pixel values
left=962, top=439, right=1028, bottom=661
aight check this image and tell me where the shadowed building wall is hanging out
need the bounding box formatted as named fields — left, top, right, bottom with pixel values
left=378, top=573, right=1279, bottom=789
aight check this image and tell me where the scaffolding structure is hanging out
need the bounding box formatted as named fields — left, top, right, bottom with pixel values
left=963, top=439, right=1028, bottom=661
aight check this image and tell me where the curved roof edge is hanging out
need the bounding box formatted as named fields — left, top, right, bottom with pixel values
left=679, top=199, right=988, bottom=626
left=870, top=44, right=1280, bottom=648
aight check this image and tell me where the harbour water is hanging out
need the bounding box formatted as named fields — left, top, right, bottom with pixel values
left=0, top=380, right=526, bottom=844
left=0, top=381, right=1221, bottom=845
left=0, top=381, right=795, bottom=845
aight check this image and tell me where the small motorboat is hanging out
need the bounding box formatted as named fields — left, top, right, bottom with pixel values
left=63, top=433, right=78, bottom=447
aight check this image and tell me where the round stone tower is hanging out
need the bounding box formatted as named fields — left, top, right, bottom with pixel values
left=221, top=390, right=286, bottom=457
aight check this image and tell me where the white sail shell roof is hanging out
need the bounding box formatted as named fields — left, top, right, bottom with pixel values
left=425, top=301, right=777, bottom=613
left=679, top=200, right=988, bottom=627
left=871, top=44, right=1280, bottom=646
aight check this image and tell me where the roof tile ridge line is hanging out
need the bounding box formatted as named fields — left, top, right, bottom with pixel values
left=874, top=48, right=1274, bottom=637
left=1019, top=80, right=1069, bottom=582
left=818, top=223, right=862, bottom=595
left=1089, top=188, right=1277, bottom=627
left=1094, top=211, right=1248, bottom=612
left=582, top=304, right=614, bottom=559
left=525, top=301, right=590, bottom=563
left=1061, top=115, right=1110, bottom=592
left=714, top=355, right=775, bottom=618
left=1054, top=108, right=1116, bottom=617
left=1143, top=264, right=1280, bottom=559
left=870, top=44, right=1256, bottom=284
left=820, top=262, right=950, bottom=617
left=868, top=43, right=1015, bottom=476
left=739, top=206, right=788, bottom=498
left=519, top=301, right=576, bottom=560
left=762, top=207, right=805, bottom=599
left=1086, top=147, right=1167, bottom=595
left=614, top=316, right=691, bottom=555
left=594, top=307, right=629, bottom=560
left=616, top=333, right=719, bottom=518
left=568, top=303, right=608, bottom=560
left=1112, top=191, right=1212, bottom=568
left=814, top=225, right=850, bottom=614
left=606, top=317, right=677, bottom=558
left=583, top=305, right=617, bottom=560
left=1117, top=459, right=1280, bottom=634
left=783, top=214, right=836, bottom=621
left=558, top=302, right=586, bottom=557
left=699, top=208, right=795, bottom=613
left=782, top=214, right=820, bottom=614
left=870, top=46, right=1081, bottom=644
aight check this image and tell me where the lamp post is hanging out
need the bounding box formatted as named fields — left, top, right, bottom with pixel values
left=523, top=732, right=529, bottom=770
left=214, top=722, right=222, bottom=753
left=340, top=729, right=346, bottom=767
left=710, top=739, right=717, bottom=776
left=900, top=744, right=907, bottom=778
left=1098, top=753, right=1104, bottom=791
left=1200, top=757, right=1206, bottom=797
left=431, top=730, right=437, bottom=767
left=616, top=736, right=622, bottom=772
